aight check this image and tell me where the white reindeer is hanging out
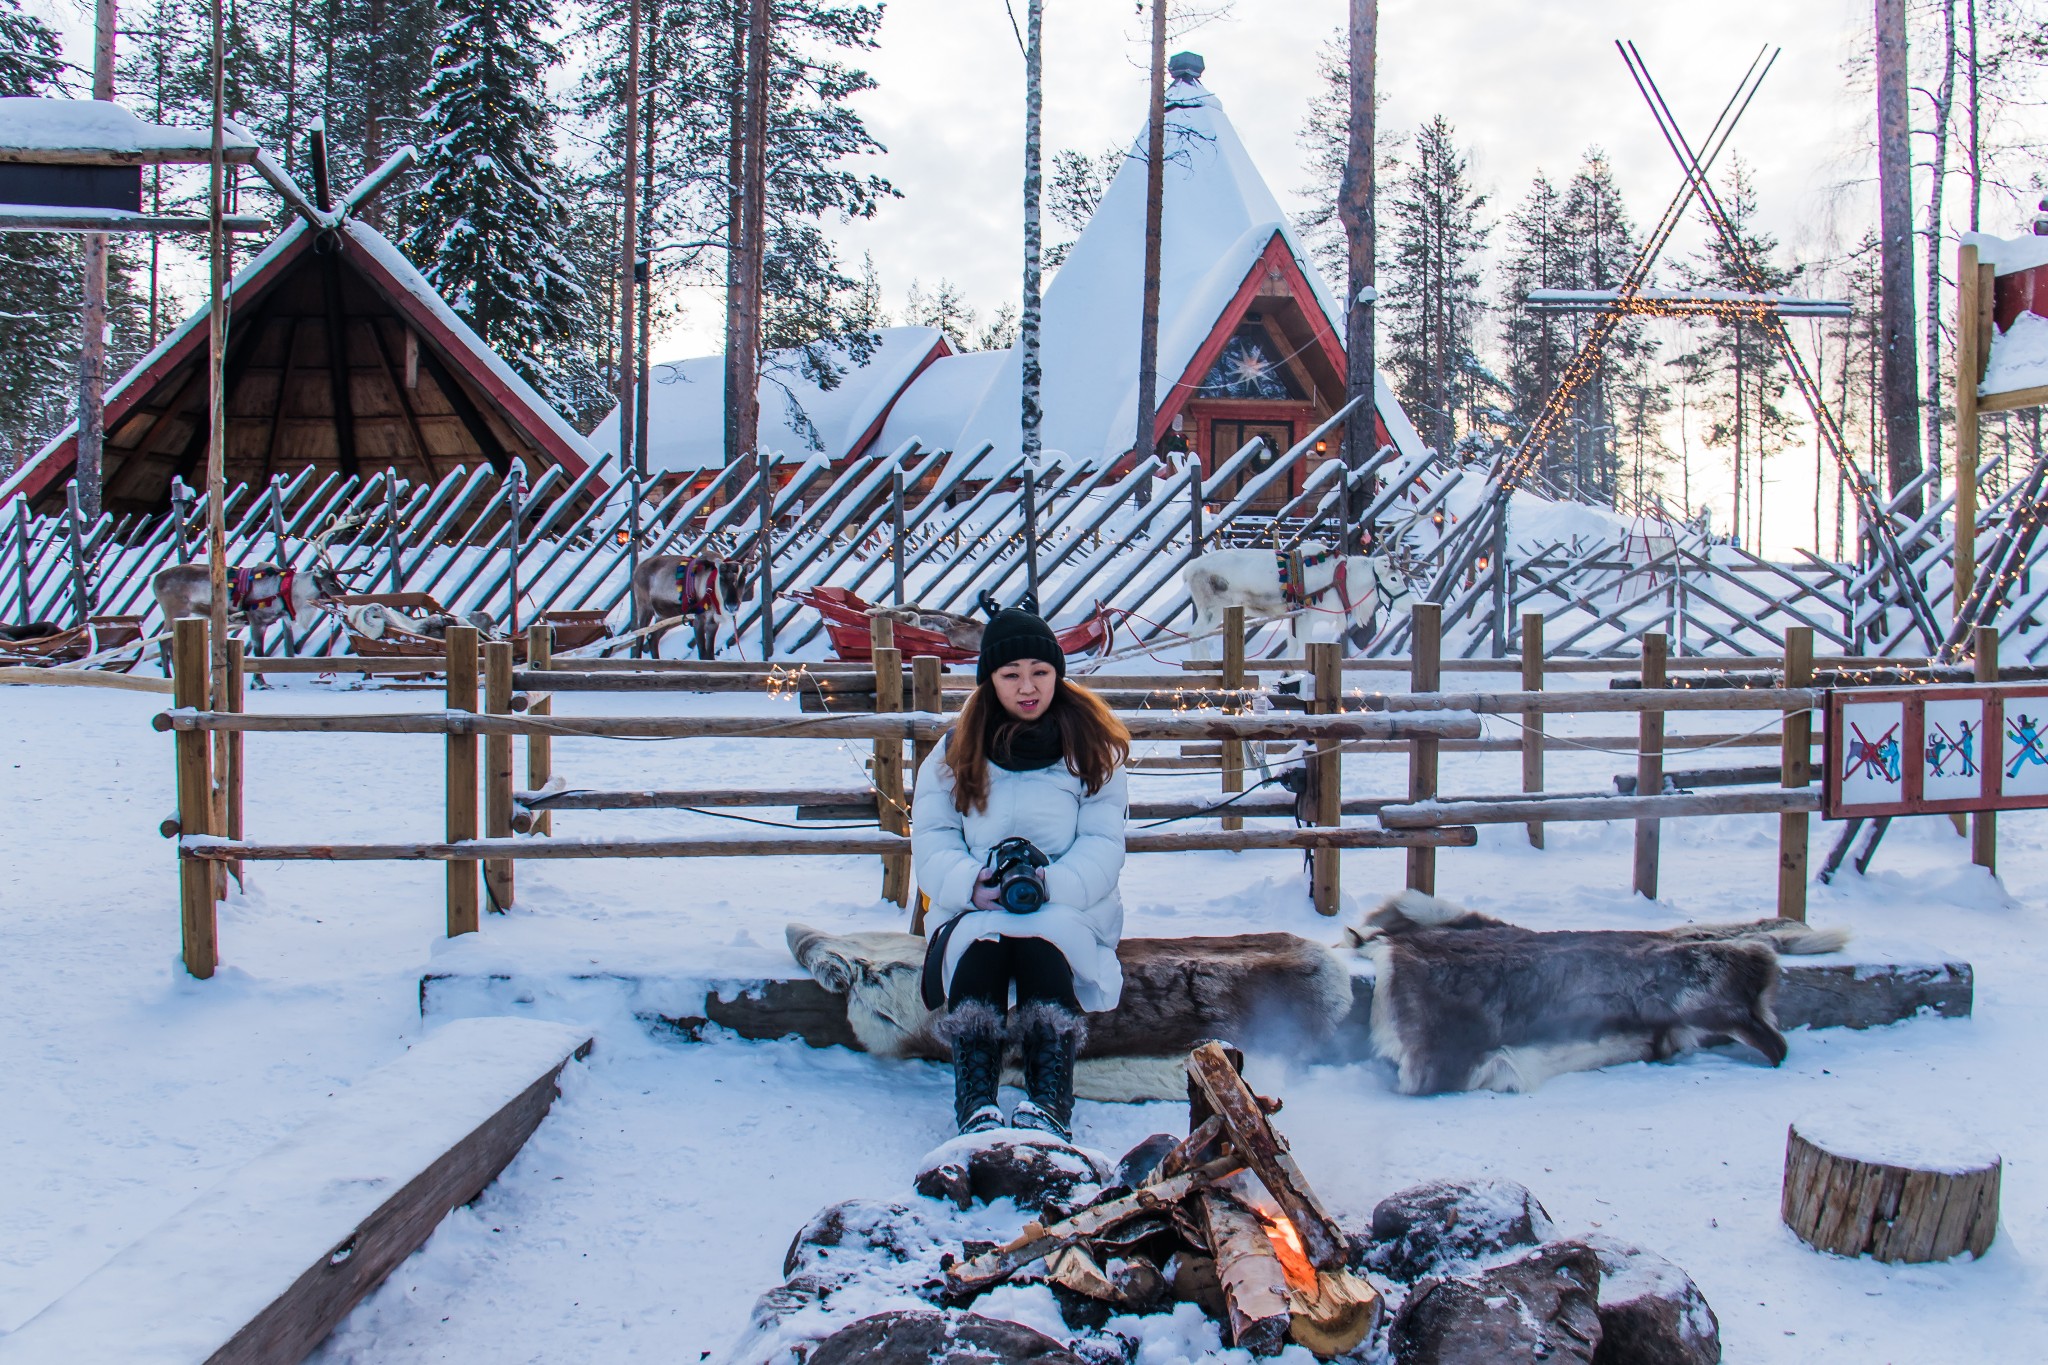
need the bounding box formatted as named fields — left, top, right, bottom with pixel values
left=1183, top=541, right=1414, bottom=659
left=151, top=517, right=361, bottom=643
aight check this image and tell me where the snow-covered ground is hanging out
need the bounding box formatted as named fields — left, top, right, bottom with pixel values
left=1, top=675, right=2043, bottom=1361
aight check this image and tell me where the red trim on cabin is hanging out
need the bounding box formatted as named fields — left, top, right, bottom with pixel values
left=844, top=333, right=954, bottom=463
left=1156, top=231, right=1398, bottom=454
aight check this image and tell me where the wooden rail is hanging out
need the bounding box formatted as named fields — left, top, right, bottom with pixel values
left=1379, top=789, right=1823, bottom=828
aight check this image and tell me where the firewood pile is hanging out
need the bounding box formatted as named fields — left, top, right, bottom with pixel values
left=732, top=1040, right=1725, bottom=1365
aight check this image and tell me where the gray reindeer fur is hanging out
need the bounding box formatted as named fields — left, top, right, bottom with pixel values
left=785, top=925, right=1352, bottom=1101
left=1345, top=891, right=1850, bottom=1095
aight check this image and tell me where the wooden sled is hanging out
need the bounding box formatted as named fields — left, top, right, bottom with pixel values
left=789, top=586, right=1115, bottom=664
left=0, top=615, right=145, bottom=670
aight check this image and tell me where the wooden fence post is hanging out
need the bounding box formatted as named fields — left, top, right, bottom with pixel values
left=1307, top=641, right=1343, bottom=915
left=526, top=623, right=553, bottom=835
left=1973, top=625, right=1999, bottom=873
left=870, top=615, right=909, bottom=906
left=445, top=624, right=480, bottom=936
left=908, top=653, right=942, bottom=934
left=226, top=636, right=245, bottom=890
left=484, top=639, right=515, bottom=910
left=1778, top=626, right=1814, bottom=922
left=1633, top=632, right=1667, bottom=899
left=173, top=617, right=217, bottom=978
left=1520, top=611, right=1544, bottom=848
left=1222, top=604, right=1246, bottom=832
left=1955, top=242, right=1983, bottom=623
left=1406, top=603, right=1442, bottom=895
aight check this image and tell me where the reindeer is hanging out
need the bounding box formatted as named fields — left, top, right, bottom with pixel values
left=151, top=517, right=361, bottom=657
left=628, top=550, right=751, bottom=659
left=1183, top=540, right=1414, bottom=659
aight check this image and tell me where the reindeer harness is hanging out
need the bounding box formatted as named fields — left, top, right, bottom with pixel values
left=673, top=557, right=721, bottom=615
left=1278, top=548, right=1353, bottom=616
left=230, top=568, right=296, bottom=616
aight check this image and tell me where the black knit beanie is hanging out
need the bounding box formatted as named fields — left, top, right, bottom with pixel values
left=976, top=608, right=1066, bottom=686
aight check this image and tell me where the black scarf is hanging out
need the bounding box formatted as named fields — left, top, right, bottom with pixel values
left=991, top=714, right=1064, bottom=772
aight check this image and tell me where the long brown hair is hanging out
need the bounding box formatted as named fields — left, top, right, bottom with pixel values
left=945, top=679, right=1132, bottom=814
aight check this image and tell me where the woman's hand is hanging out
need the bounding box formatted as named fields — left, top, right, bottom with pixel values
left=971, top=869, right=1002, bottom=912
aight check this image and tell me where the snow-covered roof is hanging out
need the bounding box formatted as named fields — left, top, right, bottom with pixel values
left=0, top=215, right=599, bottom=509
left=589, top=326, right=950, bottom=472
left=874, top=349, right=1007, bottom=456
left=1962, top=230, right=2048, bottom=276
left=881, top=72, right=1420, bottom=473
left=0, top=97, right=258, bottom=163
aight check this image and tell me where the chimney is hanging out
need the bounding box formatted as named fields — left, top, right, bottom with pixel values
left=1169, top=51, right=1205, bottom=85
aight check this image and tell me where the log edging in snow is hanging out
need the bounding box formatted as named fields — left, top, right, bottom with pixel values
left=0, top=1017, right=591, bottom=1365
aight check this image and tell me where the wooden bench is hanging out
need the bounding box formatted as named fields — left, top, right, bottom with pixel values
left=0, top=1017, right=591, bottom=1365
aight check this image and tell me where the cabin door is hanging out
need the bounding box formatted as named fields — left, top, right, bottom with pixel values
left=1207, top=419, right=1295, bottom=506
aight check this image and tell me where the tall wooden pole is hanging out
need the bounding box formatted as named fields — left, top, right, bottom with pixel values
left=1020, top=0, right=1044, bottom=470
left=1132, top=0, right=1166, bottom=493
left=1955, top=242, right=1982, bottom=617
left=206, top=0, right=230, bottom=781
left=1876, top=0, right=1926, bottom=516
left=1338, top=0, right=1377, bottom=553
left=617, top=0, right=641, bottom=477
left=76, top=0, right=117, bottom=522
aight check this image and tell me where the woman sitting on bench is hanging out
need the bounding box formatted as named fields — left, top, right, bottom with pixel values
left=912, top=605, right=1131, bottom=1140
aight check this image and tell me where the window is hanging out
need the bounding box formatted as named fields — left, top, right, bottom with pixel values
left=1197, top=325, right=1304, bottom=400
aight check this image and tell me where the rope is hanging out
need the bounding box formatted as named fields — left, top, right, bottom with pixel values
left=520, top=787, right=878, bottom=831
left=1133, top=772, right=1290, bottom=827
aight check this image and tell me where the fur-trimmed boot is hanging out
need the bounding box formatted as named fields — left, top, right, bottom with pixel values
left=935, top=1000, right=1006, bottom=1135
left=1011, top=1002, right=1086, bottom=1141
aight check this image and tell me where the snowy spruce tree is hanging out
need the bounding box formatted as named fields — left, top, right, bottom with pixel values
left=402, top=0, right=593, bottom=415
left=1383, top=115, right=1489, bottom=459
left=0, top=0, right=81, bottom=470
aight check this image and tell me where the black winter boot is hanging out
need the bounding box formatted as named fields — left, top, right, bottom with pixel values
left=1011, top=1002, right=1086, bottom=1141
left=935, top=1001, right=1006, bottom=1134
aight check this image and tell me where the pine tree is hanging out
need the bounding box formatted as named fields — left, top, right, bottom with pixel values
left=1498, top=171, right=1574, bottom=487
left=1295, top=33, right=1397, bottom=280
left=0, top=0, right=73, bottom=471
left=1558, top=149, right=1651, bottom=503
left=1670, top=159, right=1797, bottom=548
left=1384, top=115, right=1488, bottom=458
left=903, top=278, right=977, bottom=350
left=402, top=0, right=593, bottom=414
left=1046, top=145, right=1120, bottom=268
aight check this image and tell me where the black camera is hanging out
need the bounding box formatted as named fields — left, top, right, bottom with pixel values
left=986, top=837, right=1049, bottom=914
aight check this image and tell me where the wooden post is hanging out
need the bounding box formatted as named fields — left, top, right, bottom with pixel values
left=1406, top=603, right=1442, bottom=894
left=1973, top=625, right=1998, bottom=873
left=1633, top=632, right=1667, bottom=899
left=1955, top=243, right=1983, bottom=621
left=1520, top=611, right=1544, bottom=848
left=1222, top=604, right=1246, bottom=832
left=484, top=639, right=515, bottom=910
left=908, top=652, right=941, bottom=934
left=871, top=615, right=909, bottom=906
left=1778, top=626, right=1814, bottom=922
left=225, top=635, right=245, bottom=891
left=173, top=617, right=217, bottom=979
left=1307, top=641, right=1342, bottom=916
left=445, top=625, right=480, bottom=936
left=525, top=623, right=553, bottom=835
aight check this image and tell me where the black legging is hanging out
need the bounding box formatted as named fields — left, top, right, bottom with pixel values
left=947, top=935, right=1081, bottom=1014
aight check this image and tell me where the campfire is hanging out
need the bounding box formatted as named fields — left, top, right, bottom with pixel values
left=938, top=1041, right=1381, bottom=1358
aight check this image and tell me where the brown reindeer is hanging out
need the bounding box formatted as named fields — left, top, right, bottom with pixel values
left=151, top=518, right=359, bottom=655
left=629, top=551, right=750, bottom=658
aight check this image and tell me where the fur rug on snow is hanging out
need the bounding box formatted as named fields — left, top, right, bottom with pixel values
left=785, top=925, right=1353, bottom=1102
left=1342, top=891, right=1851, bottom=1095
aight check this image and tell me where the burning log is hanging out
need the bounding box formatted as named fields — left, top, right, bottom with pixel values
left=943, top=1154, right=1244, bottom=1297
left=1186, top=1041, right=1349, bottom=1270
left=1200, top=1188, right=1294, bottom=1355
left=1254, top=1197, right=1382, bottom=1355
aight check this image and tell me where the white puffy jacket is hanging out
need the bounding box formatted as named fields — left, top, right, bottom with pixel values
left=911, top=735, right=1129, bottom=1012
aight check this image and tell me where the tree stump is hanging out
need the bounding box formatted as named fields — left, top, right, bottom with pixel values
left=1781, top=1115, right=2000, bottom=1262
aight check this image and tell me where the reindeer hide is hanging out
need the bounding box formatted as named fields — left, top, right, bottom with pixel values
left=1345, top=892, right=1850, bottom=1095
left=785, top=926, right=1353, bottom=1101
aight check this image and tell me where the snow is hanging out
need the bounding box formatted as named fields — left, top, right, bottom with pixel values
left=2, top=677, right=2045, bottom=1362
left=873, top=349, right=1008, bottom=458
left=588, top=327, right=950, bottom=472
left=0, top=97, right=257, bottom=159
left=1962, top=230, right=2048, bottom=276
left=883, top=75, right=1424, bottom=475
left=1792, top=1110, right=2001, bottom=1176
left=1981, top=310, right=2048, bottom=398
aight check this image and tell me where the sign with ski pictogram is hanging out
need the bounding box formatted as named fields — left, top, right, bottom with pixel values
left=1824, top=682, right=2048, bottom=817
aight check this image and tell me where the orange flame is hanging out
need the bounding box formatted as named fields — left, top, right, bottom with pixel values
left=1258, top=1209, right=1318, bottom=1293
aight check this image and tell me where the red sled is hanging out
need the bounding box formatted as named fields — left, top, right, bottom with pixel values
left=789, top=586, right=1116, bottom=665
